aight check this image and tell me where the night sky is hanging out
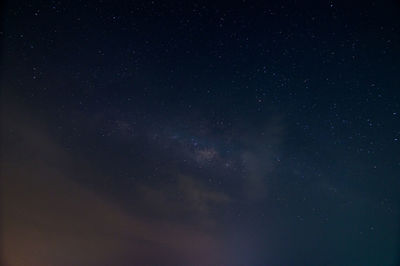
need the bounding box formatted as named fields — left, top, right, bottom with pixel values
left=1, top=0, right=400, bottom=265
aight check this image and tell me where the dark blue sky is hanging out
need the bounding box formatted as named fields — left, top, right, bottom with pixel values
left=1, top=0, right=400, bottom=265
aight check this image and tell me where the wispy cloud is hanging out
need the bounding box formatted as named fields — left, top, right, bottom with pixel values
left=0, top=105, right=232, bottom=266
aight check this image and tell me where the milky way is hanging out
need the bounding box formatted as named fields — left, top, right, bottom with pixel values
left=1, top=1, right=400, bottom=265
